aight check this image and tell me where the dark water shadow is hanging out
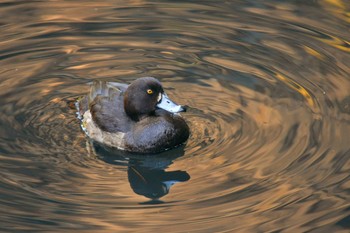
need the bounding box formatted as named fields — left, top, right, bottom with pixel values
left=92, top=143, right=190, bottom=203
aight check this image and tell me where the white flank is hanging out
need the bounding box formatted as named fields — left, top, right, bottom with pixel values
left=81, top=111, right=126, bottom=150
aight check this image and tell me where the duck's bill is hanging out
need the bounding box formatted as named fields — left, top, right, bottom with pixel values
left=163, top=181, right=179, bottom=190
left=157, top=93, right=186, bottom=113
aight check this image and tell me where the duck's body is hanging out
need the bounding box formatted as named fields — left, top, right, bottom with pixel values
left=76, top=77, right=189, bottom=153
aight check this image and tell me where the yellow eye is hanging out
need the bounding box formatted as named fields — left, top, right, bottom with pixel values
left=147, top=89, right=153, bottom=95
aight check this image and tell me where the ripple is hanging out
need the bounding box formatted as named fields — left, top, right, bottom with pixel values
left=0, top=0, right=349, bottom=232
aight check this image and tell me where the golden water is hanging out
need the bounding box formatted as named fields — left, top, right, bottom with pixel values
left=0, top=1, right=349, bottom=232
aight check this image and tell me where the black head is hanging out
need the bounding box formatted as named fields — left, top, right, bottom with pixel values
left=124, top=77, right=164, bottom=121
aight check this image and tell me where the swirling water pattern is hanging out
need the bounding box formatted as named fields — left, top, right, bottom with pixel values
left=0, top=0, right=349, bottom=232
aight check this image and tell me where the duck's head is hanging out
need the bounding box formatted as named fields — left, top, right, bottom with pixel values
left=124, top=77, right=186, bottom=121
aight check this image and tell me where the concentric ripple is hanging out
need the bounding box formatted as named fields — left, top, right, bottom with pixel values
left=0, top=0, right=349, bottom=232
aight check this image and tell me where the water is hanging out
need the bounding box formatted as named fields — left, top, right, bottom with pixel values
left=0, top=0, right=349, bottom=232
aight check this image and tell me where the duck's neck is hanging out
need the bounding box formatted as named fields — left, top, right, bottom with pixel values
left=127, top=112, right=155, bottom=122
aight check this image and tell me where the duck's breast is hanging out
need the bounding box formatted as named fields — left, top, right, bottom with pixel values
left=124, top=113, right=189, bottom=153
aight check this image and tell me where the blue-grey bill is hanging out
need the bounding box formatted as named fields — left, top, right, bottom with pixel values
left=163, top=181, right=178, bottom=190
left=157, top=93, right=185, bottom=113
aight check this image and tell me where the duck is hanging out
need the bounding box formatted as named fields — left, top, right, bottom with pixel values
left=76, top=77, right=190, bottom=153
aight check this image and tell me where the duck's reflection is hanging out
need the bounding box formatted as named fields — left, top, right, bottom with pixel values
left=92, top=143, right=190, bottom=201
left=128, top=164, right=190, bottom=200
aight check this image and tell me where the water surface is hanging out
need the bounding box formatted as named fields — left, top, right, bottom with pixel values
left=0, top=0, right=350, bottom=232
